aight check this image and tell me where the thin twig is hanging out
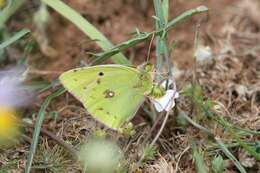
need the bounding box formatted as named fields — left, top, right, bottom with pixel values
left=39, top=127, right=78, bottom=159
left=151, top=110, right=171, bottom=146
left=146, top=33, right=155, bottom=62
left=143, top=111, right=164, bottom=143
left=174, top=146, right=190, bottom=173
left=23, top=121, right=78, bottom=159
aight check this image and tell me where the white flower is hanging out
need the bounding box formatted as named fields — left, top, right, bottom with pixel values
left=151, top=79, right=179, bottom=112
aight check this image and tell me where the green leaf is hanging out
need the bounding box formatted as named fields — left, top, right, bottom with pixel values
left=192, top=144, right=208, bottom=173
left=192, top=145, right=208, bottom=173
left=140, top=144, right=157, bottom=163
left=212, top=155, right=224, bottom=173
left=41, top=0, right=129, bottom=65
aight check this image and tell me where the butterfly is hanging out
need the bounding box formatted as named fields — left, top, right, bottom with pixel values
left=59, top=63, right=176, bottom=130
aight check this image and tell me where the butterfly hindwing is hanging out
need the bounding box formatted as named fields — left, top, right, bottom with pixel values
left=59, top=65, right=153, bottom=129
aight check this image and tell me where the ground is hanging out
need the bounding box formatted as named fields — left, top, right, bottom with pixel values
left=0, top=0, right=259, bottom=172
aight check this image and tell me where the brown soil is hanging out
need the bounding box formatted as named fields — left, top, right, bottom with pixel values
left=1, top=0, right=260, bottom=172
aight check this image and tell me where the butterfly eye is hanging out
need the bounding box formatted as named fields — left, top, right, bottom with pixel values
left=98, top=72, right=104, bottom=76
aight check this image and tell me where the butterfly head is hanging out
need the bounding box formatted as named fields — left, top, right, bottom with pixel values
left=149, top=86, right=165, bottom=99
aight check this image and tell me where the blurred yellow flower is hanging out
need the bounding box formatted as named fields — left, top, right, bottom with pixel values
left=0, top=0, right=6, bottom=9
left=0, top=106, right=20, bottom=146
left=0, top=66, right=33, bottom=146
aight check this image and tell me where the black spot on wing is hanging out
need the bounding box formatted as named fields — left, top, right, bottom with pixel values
left=98, top=72, right=104, bottom=76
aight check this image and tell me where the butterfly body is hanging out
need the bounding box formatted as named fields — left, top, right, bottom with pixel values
left=60, top=64, right=155, bottom=130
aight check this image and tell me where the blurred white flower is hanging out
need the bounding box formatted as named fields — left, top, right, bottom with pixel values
left=79, top=138, right=124, bottom=173
left=151, top=79, right=179, bottom=112
left=0, top=66, right=32, bottom=108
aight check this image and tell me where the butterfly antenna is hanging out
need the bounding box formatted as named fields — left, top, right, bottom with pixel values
left=146, top=33, right=155, bottom=63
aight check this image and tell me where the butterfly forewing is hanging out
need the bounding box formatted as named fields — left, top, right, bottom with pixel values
left=59, top=65, right=153, bottom=129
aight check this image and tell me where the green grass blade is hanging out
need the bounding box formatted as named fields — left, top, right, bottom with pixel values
left=25, top=88, right=66, bottom=173
left=215, top=138, right=247, bottom=173
left=207, top=110, right=260, bottom=136
left=0, top=28, right=30, bottom=49
left=36, top=79, right=60, bottom=94
left=166, top=6, right=208, bottom=32
left=0, top=0, right=25, bottom=28
left=91, top=32, right=150, bottom=65
left=41, top=0, right=129, bottom=65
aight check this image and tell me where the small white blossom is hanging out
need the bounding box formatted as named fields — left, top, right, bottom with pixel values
left=151, top=79, right=179, bottom=112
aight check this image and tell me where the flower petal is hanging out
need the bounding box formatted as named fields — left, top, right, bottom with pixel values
left=152, top=90, right=179, bottom=112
